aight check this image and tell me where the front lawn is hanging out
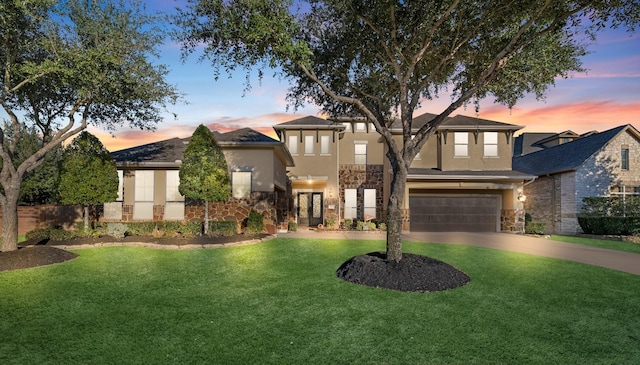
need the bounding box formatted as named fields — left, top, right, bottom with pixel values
left=551, top=235, right=640, bottom=254
left=1, top=238, right=639, bottom=364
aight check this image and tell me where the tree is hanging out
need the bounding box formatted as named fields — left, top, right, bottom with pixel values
left=0, top=0, right=178, bottom=251
left=58, top=131, right=118, bottom=234
left=1, top=121, right=62, bottom=205
left=174, top=0, right=638, bottom=262
left=179, top=124, right=231, bottom=235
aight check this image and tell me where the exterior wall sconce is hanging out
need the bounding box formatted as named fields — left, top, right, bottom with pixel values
left=517, top=193, right=527, bottom=202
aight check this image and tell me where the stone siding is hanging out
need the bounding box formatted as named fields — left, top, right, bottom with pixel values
left=501, top=209, right=525, bottom=232
left=339, top=164, right=384, bottom=221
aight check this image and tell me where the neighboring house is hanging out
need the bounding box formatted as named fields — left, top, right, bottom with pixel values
left=513, top=124, right=640, bottom=235
left=106, top=128, right=294, bottom=233
left=274, top=113, right=533, bottom=232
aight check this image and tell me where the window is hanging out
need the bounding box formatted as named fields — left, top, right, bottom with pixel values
left=165, top=170, right=184, bottom=220
left=454, top=132, right=468, bottom=157
left=370, top=123, right=376, bottom=132
left=622, top=148, right=629, bottom=170
left=116, top=170, right=123, bottom=201
left=320, top=135, right=330, bottom=155
left=355, top=122, right=366, bottom=131
left=364, top=189, right=376, bottom=220
left=165, top=170, right=183, bottom=202
left=484, top=132, right=498, bottom=157
left=304, top=135, right=314, bottom=155
left=344, top=189, right=357, bottom=219
left=343, top=122, right=351, bottom=131
left=134, top=170, right=154, bottom=220
left=288, top=135, right=298, bottom=155
left=354, top=143, right=367, bottom=164
left=232, top=171, right=252, bottom=199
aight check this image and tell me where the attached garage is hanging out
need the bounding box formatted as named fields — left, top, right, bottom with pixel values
left=409, top=194, right=500, bottom=232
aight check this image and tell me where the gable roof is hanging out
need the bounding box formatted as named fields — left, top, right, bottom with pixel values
left=512, top=125, right=636, bottom=176
left=513, top=132, right=557, bottom=156
left=273, top=115, right=343, bottom=129
left=390, top=113, right=524, bottom=132
left=112, top=127, right=293, bottom=167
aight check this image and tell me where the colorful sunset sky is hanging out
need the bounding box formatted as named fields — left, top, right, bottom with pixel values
left=12, top=1, right=640, bottom=152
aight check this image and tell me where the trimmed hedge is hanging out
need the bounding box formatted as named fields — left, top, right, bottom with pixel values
left=209, top=221, right=237, bottom=236
left=577, top=216, right=640, bottom=236
left=579, top=196, right=640, bottom=235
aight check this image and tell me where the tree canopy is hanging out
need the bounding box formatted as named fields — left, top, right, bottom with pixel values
left=0, top=0, right=179, bottom=251
left=59, top=131, right=119, bottom=232
left=176, top=0, right=638, bottom=261
left=179, top=124, right=231, bottom=234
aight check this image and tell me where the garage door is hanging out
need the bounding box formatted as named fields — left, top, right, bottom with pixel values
left=409, top=195, right=498, bottom=232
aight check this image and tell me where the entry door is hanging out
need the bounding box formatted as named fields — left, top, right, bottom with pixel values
left=298, top=192, right=323, bottom=227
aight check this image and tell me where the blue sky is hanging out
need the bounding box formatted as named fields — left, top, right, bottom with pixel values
left=27, top=1, right=640, bottom=151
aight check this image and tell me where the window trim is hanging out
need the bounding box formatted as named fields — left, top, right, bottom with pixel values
left=622, top=148, right=630, bottom=170
left=304, top=135, right=314, bottom=155
left=288, top=135, right=298, bottom=155
left=483, top=131, right=499, bottom=157
left=354, top=142, right=367, bottom=165
left=320, top=135, right=330, bottom=156
left=232, top=171, right=252, bottom=199
left=454, top=132, right=469, bottom=157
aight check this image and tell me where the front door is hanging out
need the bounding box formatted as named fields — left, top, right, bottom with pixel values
left=298, top=192, right=323, bottom=227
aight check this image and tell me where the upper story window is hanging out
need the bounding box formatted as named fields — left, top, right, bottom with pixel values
left=288, top=135, right=298, bottom=155
left=320, top=135, right=330, bottom=155
left=355, top=122, right=366, bottom=132
left=370, top=123, right=376, bottom=132
left=232, top=171, right=252, bottom=199
left=343, top=122, right=351, bottom=131
left=621, top=148, right=630, bottom=170
left=454, top=132, right=468, bottom=157
left=304, top=135, right=314, bottom=155
left=484, top=132, right=498, bottom=157
left=355, top=143, right=367, bottom=164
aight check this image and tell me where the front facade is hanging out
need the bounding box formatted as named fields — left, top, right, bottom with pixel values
left=275, top=113, right=533, bottom=232
left=513, top=125, right=640, bottom=234
left=107, top=128, right=294, bottom=233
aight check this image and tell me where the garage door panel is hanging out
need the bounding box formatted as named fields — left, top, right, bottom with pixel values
left=410, top=195, right=498, bottom=232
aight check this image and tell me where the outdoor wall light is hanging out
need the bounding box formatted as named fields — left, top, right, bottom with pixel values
left=517, top=193, right=527, bottom=202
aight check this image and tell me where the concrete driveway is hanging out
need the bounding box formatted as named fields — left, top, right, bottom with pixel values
left=278, top=230, right=640, bottom=275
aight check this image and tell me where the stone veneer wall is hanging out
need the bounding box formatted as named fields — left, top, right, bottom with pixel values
left=339, top=164, right=385, bottom=221
left=501, top=209, right=525, bottom=232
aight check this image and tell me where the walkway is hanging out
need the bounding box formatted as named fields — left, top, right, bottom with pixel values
left=278, top=230, right=640, bottom=275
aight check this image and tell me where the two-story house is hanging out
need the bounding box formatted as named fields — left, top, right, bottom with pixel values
left=274, top=112, right=534, bottom=232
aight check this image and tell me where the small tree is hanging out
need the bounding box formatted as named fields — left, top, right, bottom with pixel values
left=179, top=125, right=231, bottom=235
left=58, top=132, right=118, bottom=234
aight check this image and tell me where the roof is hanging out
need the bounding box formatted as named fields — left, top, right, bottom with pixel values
left=273, top=115, right=344, bottom=129
left=513, top=132, right=557, bottom=156
left=112, top=127, right=293, bottom=167
left=391, top=113, right=524, bottom=132
left=512, top=125, right=635, bottom=176
left=408, top=168, right=535, bottom=181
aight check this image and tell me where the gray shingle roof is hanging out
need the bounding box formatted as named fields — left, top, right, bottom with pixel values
left=112, top=128, right=283, bottom=165
left=513, top=132, right=557, bottom=156
left=273, top=115, right=341, bottom=128
left=391, top=113, right=523, bottom=131
left=512, top=125, right=630, bottom=175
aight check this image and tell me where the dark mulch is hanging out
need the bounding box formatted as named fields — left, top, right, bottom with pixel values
left=0, top=234, right=267, bottom=272
left=336, top=251, right=471, bottom=292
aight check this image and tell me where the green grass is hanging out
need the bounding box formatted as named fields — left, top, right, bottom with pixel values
left=1, top=238, right=639, bottom=364
left=552, top=235, right=640, bottom=254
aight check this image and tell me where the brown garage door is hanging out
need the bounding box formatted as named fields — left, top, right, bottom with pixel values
left=409, top=195, right=498, bottom=232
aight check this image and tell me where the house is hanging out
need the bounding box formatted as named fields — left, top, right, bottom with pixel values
left=274, top=112, right=534, bottom=232
left=513, top=124, right=640, bottom=235
left=106, top=128, right=294, bottom=233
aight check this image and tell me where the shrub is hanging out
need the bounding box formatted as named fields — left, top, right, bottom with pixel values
left=25, top=227, right=53, bottom=241
left=245, top=210, right=264, bottom=234
left=124, top=222, right=157, bottom=236
left=379, top=222, right=387, bottom=231
left=344, top=219, right=353, bottom=229
left=324, top=215, right=336, bottom=229
left=209, top=221, right=237, bottom=236
left=25, top=226, right=76, bottom=241
left=288, top=221, right=298, bottom=232
left=525, top=222, right=546, bottom=235
left=106, top=223, right=128, bottom=239
left=578, top=216, right=640, bottom=235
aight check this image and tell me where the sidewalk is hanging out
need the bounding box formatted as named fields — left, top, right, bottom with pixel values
left=278, top=229, right=640, bottom=275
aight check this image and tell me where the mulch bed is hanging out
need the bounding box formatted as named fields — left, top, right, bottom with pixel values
left=336, top=251, right=471, bottom=292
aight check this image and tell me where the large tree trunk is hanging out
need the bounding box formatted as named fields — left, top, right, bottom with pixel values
left=386, top=162, right=408, bottom=263
left=204, top=200, right=209, bottom=235
left=1, top=182, right=21, bottom=252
